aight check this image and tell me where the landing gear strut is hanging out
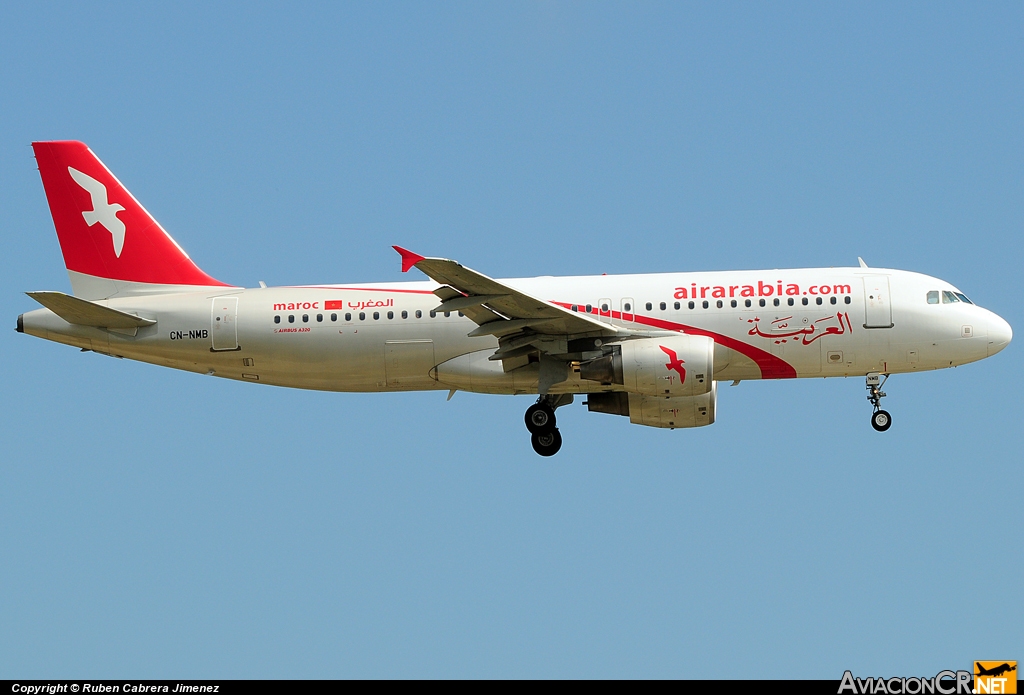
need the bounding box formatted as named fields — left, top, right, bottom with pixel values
left=866, top=373, right=892, bottom=432
left=525, top=394, right=571, bottom=456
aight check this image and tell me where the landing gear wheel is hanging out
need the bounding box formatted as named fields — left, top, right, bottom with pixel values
left=865, top=373, right=892, bottom=432
left=525, top=403, right=556, bottom=434
left=531, top=428, right=562, bottom=456
left=871, top=409, right=892, bottom=432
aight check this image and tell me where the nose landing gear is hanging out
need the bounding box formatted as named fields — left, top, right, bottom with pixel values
left=525, top=394, right=571, bottom=456
left=866, top=373, right=892, bottom=432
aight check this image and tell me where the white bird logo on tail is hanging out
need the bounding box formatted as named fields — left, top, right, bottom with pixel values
left=68, top=166, right=126, bottom=257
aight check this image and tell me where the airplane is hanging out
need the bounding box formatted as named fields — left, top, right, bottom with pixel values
left=975, top=663, right=1016, bottom=678
left=17, top=141, right=1013, bottom=456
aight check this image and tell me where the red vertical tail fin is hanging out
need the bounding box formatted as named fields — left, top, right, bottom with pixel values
left=32, top=141, right=231, bottom=298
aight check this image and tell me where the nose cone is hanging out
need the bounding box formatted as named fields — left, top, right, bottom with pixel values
left=988, top=314, right=1012, bottom=356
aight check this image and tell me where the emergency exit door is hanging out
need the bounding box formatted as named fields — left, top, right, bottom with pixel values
left=211, top=296, right=239, bottom=350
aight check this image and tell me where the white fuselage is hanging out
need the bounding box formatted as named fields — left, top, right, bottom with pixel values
left=20, top=266, right=1011, bottom=396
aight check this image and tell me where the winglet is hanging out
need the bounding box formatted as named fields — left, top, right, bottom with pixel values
left=393, top=246, right=426, bottom=273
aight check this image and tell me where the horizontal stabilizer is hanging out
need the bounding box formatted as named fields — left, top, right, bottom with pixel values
left=27, top=291, right=156, bottom=328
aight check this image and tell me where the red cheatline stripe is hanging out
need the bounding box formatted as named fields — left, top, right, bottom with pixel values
left=551, top=302, right=797, bottom=380
left=287, top=286, right=436, bottom=294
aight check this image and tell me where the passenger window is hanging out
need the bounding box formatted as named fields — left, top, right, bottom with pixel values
left=927, top=291, right=939, bottom=304
left=586, top=304, right=593, bottom=313
left=429, top=310, right=436, bottom=318
left=759, top=299, right=766, bottom=307
left=571, top=304, right=578, bottom=312
left=745, top=299, right=751, bottom=308
left=274, top=315, right=280, bottom=324
left=331, top=313, right=337, bottom=321
left=444, top=311, right=450, bottom=317
left=302, top=314, right=309, bottom=323
left=387, top=311, right=394, bottom=319
left=815, top=297, right=823, bottom=305
left=787, top=298, right=794, bottom=306
left=673, top=302, right=680, bottom=310
left=345, top=313, right=352, bottom=321
left=401, top=310, right=408, bottom=319
left=702, top=300, right=709, bottom=309
left=415, top=310, right=422, bottom=318
left=942, top=291, right=959, bottom=304
left=316, top=314, right=323, bottom=322
left=801, top=297, right=808, bottom=306
left=458, top=311, right=464, bottom=317
left=373, top=312, right=380, bottom=320
left=716, top=300, right=723, bottom=308
left=730, top=300, right=737, bottom=308
left=688, top=301, right=695, bottom=309
left=359, top=312, right=365, bottom=320
left=844, top=296, right=851, bottom=304
left=659, top=302, right=666, bottom=311
left=954, top=293, right=973, bottom=304
left=773, top=298, right=780, bottom=307
left=830, top=296, right=837, bottom=305
left=624, top=303, right=632, bottom=311
left=601, top=303, right=609, bottom=312
left=288, top=315, right=295, bottom=323
left=645, top=302, right=652, bottom=311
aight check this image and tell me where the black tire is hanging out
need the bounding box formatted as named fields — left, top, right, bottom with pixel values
left=531, top=428, right=562, bottom=456
left=871, top=409, right=892, bottom=432
left=525, top=403, right=556, bottom=434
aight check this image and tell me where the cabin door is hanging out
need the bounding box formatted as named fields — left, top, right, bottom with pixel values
left=211, top=297, right=239, bottom=351
left=862, top=276, right=893, bottom=328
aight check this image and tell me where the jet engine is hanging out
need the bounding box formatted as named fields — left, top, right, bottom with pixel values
left=579, top=335, right=714, bottom=397
left=585, top=383, right=717, bottom=429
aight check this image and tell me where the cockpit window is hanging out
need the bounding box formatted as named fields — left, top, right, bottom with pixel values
left=954, top=292, right=973, bottom=304
left=927, top=291, right=939, bottom=304
left=942, top=291, right=960, bottom=303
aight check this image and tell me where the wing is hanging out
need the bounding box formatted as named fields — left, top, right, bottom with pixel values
left=394, top=246, right=638, bottom=370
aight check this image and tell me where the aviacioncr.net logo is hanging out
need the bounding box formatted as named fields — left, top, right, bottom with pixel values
left=839, top=670, right=973, bottom=695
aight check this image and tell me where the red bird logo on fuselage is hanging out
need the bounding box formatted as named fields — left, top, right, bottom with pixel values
left=659, top=345, right=686, bottom=383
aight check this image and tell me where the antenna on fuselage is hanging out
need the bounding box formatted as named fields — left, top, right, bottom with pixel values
left=858, top=257, right=869, bottom=268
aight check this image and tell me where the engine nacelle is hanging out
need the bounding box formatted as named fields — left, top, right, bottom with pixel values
left=586, top=383, right=718, bottom=429
left=628, top=385, right=717, bottom=429
left=579, top=335, right=714, bottom=397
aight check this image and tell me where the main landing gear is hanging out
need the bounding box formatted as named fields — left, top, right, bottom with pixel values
left=866, top=373, right=892, bottom=432
left=525, top=395, right=572, bottom=456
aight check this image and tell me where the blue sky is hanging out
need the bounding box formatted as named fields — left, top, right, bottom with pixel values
left=1, top=1, right=1020, bottom=678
